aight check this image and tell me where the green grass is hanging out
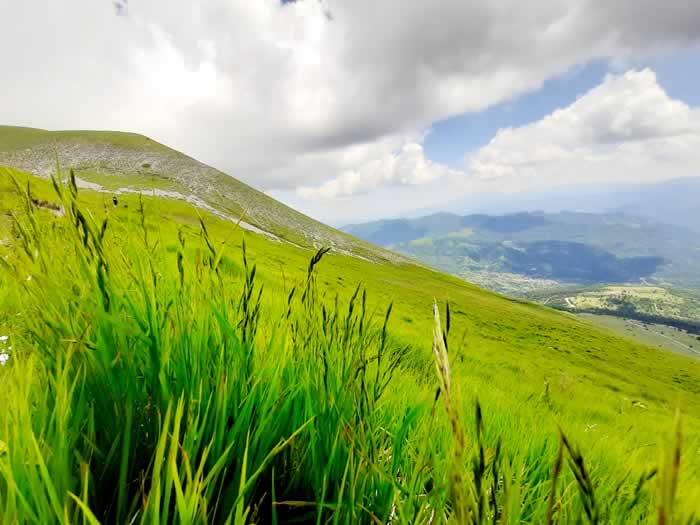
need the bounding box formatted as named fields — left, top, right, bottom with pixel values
left=0, top=126, right=406, bottom=263
left=579, top=314, right=700, bottom=359
left=531, top=285, right=700, bottom=334
left=0, top=126, right=174, bottom=153
left=1, top=166, right=700, bottom=523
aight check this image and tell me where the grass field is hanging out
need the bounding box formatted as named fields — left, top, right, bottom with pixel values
left=570, top=287, right=691, bottom=317
left=0, top=126, right=400, bottom=261
left=536, top=286, right=700, bottom=320
left=579, top=314, right=700, bottom=359
left=2, top=156, right=700, bottom=522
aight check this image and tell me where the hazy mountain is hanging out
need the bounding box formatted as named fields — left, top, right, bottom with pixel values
left=611, top=177, right=700, bottom=233
left=412, top=177, right=700, bottom=233
left=343, top=210, right=700, bottom=288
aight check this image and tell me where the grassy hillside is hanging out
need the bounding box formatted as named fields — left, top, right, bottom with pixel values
left=564, top=287, right=700, bottom=320
left=578, top=314, right=700, bottom=359
left=532, top=285, right=700, bottom=333
left=0, top=126, right=403, bottom=263
left=1, top=131, right=700, bottom=522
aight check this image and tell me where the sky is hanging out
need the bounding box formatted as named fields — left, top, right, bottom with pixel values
left=1, top=1, right=699, bottom=225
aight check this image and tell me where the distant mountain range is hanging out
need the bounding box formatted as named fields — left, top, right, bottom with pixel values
left=409, top=177, right=700, bottom=234
left=342, top=210, right=700, bottom=290
left=610, top=177, right=700, bottom=233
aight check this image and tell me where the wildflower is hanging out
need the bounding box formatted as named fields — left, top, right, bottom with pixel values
left=0, top=335, right=8, bottom=342
left=0, top=353, right=9, bottom=366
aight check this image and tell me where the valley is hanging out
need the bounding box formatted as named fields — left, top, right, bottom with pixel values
left=345, top=210, right=700, bottom=363
left=343, top=211, right=700, bottom=289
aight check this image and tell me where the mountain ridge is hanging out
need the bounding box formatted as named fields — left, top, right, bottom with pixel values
left=0, top=125, right=410, bottom=265
left=405, top=177, right=700, bottom=233
left=342, top=209, right=700, bottom=289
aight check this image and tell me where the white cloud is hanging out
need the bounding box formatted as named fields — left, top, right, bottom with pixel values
left=297, top=141, right=461, bottom=199
left=1, top=0, right=700, bottom=215
left=468, top=69, right=700, bottom=189
left=294, top=68, right=700, bottom=223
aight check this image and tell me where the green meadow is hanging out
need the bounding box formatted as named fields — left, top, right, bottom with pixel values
left=1, top=163, right=700, bottom=523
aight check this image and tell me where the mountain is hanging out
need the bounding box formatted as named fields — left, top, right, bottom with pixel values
left=3, top=126, right=700, bottom=521
left=343, top=210, right=700, bottom=289
left=410, top=177, right=700, bottom=233
left=0, top=125, right=404, bottom=263
left=611, top=177, right=700, bottom=233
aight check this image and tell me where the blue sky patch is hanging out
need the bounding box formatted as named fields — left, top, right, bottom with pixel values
left=424, top=49, right=700, bottom=168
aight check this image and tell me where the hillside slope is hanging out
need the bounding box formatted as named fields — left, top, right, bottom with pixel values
left=0, top=125, right=406, bottom=263
left=2, top=129, right=700, bottom=520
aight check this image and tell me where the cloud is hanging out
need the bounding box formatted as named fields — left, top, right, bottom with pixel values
left=1, top=0, right=700, bottom=205
left=297, top=141, right=461, bottom=199
left=294, top=68, right=700, bottom=222
left=468, top=69, right=700, bottom=189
